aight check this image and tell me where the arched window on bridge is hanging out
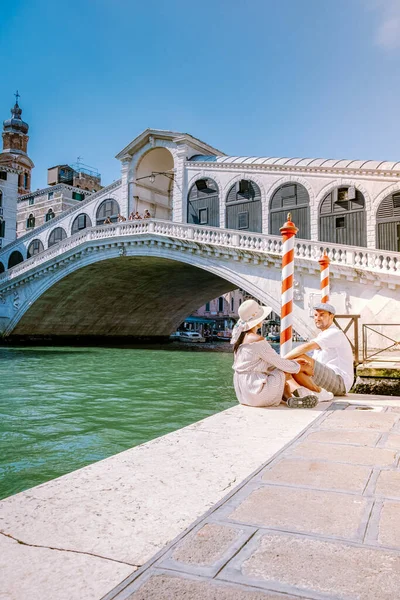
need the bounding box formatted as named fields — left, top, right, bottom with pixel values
left=376, top=192, right=400, bottom=252
left=0, top=190, right=2, bottom=207
left=26, top=213, right=35, bottom=229
left=8, top=250, right=24, bottom=269
left=226, top=180, right=262, bottom=233
left=96, top=199, right=120, bottom=225
left=48, top=227, right=67, bottom=248
left=0, top=218, right=5, bottom=238
left=45, top=208, right=55, bottom=222
left=0, top=261, right=4, bottom=274
left=269, top=183, right=310, bottom=239
left=72, top=213, right=92, bottom=234
left=187, top=178, right=219, bottom=227
left=27, top=239, right=44, bottom=258
left=319, top=186, right=366, bottom=247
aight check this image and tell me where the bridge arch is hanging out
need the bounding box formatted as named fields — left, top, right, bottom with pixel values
left=4, top=246, right=310, bottom=340
left=269, top=182, right=311, bottom=239
left=187, top=177, right=220, bottom=227
left=134, top=147, right=175, bottom=220
left=225, top=178, right=262, bottom=233
left=375, top=190, right=400, bottom=251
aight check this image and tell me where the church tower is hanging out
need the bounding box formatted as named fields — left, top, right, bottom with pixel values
left=0, top=92, right=34, bottom=195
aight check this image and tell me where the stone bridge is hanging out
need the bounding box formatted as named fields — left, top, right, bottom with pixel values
left=0, top=219, right=399, bottom=340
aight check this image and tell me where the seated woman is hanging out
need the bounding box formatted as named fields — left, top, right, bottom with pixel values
left=231, top=300, right=318, bottom=409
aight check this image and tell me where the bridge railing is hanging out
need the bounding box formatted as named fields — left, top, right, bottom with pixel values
left=0, top=219, right=399, bottom=287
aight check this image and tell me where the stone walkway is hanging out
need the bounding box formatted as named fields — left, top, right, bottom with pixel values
left=104, top=398, right=400, bottom=600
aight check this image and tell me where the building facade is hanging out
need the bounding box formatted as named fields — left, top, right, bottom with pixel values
left=17, top=185, right=93, bottom=238
left=0, top=167, right=19, bottom=258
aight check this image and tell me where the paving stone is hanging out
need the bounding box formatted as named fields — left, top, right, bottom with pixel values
left=307, top=429, right=379, bottom=446
left=228, top=486, right=367, bottom=538
left=172, top=523, right=241, bottom=566
left=378, top=502, right=400, bottom=548
left=384, top=432, right=400, bottom=450
left=240, top=533, right=400, bottom=600
left=321, top=411, right=398, bottom=431
left=291, top=440, right=396, bottom=465
left=262, top=458, right=371, bottom=492
left=126, top=573, right=300, bottom=599
left=376, top=471, right=400, bottom=498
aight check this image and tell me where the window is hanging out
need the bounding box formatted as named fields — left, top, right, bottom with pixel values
left=0, top=219, right=5, bottom=238
left=218, top=297, right=224, bottom=312
left=27, top=239, right=44, bottom=258
left=205, top=302, right=210, bottom=312
left=72, top=191, right=85, bottom=201
left=0, top=171, right=7, bottom=181
left=45, top=209, right=55, bottom=222
left=238, top=180, right=250, bottom=194
left=238, top=211, right=249, bottom=229
left=24, top=173, right=28, bottom=189
left=338, top=189, right=348, bottom=202
left=26, top=214, right=35, bottom=228
left=0, top=191, right=2, bottom=208
left=393, top=194, right=400, bottom=209
left=198, top=207, right=208, bottom=225
left=96, top=199, right=120, bottom=224
left=336, top=216, right=345, bottom=228
left=28, top=197, right=34, bottom=206
left=72, top=213, right=91, bottom=234
left=48, top=227, right=67, bottom=247
left=48, top=191, right=54, bottom=200
left=231, top=297, right=234, bottom=311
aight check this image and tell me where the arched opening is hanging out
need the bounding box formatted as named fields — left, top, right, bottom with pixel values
left=72, top=213, right=92, bottom=234
left=48, top=227, right=67, bottom=248
left=319, top=186, right=366, bottom=247
left=96, top=199, right=120, bottom=225
left=26, top=213, right=35, bottom=229
left=226, top=180, right=262, bottom=232
left=27, top=239, right=45, bottom=258
left=45, top=208, right=55, bottom=222
left=134, top=148, right=174, bottom=220
left=0, top=190, right=2, bottom=207
left=270, top=183, right=310, bottom=239
left=376, top=192, right=400, bottom=251
left=0, top=218, right=5, bottom=238
left=8, top=250, right=24, bottom=268
left=187, top=178, right=219, bottom=226
left=0, top=261, right=4, bottom=274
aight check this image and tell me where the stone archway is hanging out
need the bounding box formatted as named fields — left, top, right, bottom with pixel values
left=134, top=148, right=174, bottom=220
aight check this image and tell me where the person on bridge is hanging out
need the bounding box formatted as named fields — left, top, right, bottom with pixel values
left=231, top=299, right=318, bottom=409
left=103, top=216, right=112, bottom=224
left=143, top=209, right=151, bottom=219
left=283, top=303, right=354, bottom=401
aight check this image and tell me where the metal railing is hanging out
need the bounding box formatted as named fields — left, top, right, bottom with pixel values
left=334, top=315, right=360, bottom=365
left=362, top=324, right=400, bottom=363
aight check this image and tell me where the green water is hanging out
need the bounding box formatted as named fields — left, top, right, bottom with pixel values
left=0, top=346, right=236, bottom=500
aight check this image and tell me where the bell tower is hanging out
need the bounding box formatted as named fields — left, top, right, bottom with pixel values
left=0, top=92, right=34, bottom=195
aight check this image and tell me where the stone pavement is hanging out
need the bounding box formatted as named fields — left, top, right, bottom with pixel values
left=104, top=398, right=400, bottom=600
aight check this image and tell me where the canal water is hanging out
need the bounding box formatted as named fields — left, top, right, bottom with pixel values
left=0, top=346, right=236, bottom=500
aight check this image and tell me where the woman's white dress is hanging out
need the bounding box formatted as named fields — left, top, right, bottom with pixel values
left=233, top=340, right=300, bottom=407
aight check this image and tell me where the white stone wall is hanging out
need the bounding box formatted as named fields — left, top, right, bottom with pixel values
left=0, top=169, right=18, bottom=250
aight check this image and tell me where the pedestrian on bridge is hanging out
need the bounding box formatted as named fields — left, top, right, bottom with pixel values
left=231, top=300, right=318, bottom=409
left=283, top=303, right=354, bottom=401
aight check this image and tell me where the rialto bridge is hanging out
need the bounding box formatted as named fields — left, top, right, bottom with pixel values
left=0, top=129, right=399, bottom=339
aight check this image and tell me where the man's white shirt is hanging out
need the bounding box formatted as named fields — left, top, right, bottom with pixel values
left=312, top=324, right=354, bottom=392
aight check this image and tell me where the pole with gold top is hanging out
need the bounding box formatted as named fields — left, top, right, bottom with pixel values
left=280, top=213, right=298, bottom=356
left=319, top=251, right=330, bottom=303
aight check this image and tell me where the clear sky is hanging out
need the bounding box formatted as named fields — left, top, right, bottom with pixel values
left=1, top=0, right=400, bottom=189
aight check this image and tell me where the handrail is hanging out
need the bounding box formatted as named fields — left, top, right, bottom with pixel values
left=362, top=324, right=400, bottom=362
left=0, top=218, right=400, bottom=287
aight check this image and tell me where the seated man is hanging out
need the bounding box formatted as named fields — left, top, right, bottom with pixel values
left=284, top=303, right=354, bottom=400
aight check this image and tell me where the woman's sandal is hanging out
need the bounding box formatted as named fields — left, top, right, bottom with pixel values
left=287, top=394, right=318, bottom=409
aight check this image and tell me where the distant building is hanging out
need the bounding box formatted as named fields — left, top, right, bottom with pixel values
left=0, top=93, right=34, bottom=196
left=17, top=185, right=93, bottom=238
left=0, top=167, right=19, bottom=255
left=48, top=163, right=102, bottom=192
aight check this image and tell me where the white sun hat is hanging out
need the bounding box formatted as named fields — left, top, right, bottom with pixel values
left=231, top=299, right=272, bottom=344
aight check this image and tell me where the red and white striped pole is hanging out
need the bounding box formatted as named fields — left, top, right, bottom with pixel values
left=319, top=251, right=330, bottom=303
left=280, top=213, right=298, bottom=356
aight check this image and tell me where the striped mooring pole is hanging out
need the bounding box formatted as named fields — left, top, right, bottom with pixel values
left=280, top=213, right=298, bottom=356
left=319, top=251, right=330, bottom=303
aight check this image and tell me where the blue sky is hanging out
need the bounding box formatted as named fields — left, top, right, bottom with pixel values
left=1, top=0, right=400, bottom=189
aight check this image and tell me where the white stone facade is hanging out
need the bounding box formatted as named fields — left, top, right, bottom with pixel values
left=0, top=167, right=18, bottom=251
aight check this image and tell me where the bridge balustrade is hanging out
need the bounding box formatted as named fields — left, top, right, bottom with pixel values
left=0, top=219, right=399, bottom=287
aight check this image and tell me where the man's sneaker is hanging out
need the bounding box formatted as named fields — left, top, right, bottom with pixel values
left=287, top=394, right=318, bottom=409
left=316, top=389, right=334, bottom=402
